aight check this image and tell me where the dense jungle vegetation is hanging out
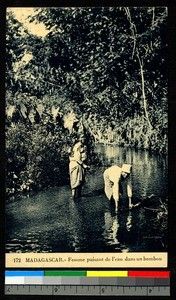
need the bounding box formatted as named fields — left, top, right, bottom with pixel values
left=6, top=7, right=168, bottom=195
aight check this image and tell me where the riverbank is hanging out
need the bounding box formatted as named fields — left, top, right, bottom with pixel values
left=6, top=136, right=167, bottom=198
left=85, top=115, right=168, bottom=155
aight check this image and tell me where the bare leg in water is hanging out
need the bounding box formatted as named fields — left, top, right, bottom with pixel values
left=71, top=185, right=82, bottom=200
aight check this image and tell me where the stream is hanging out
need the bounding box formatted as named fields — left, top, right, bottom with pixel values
left=6, top=144, right=168, bottom=253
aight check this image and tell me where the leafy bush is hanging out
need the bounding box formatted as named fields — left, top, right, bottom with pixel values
left=6, top=121, right=70, bottom=195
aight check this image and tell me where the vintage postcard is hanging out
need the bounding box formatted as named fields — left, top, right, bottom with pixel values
left=5, top=5, right=168, bottom=269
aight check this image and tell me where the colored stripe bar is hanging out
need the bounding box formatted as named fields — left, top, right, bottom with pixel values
left=5, top=270, right=170, bottom=278
left=128, top=271, right=170, bottom=278
left=5, top=271, right=44, bottom=277
left=45, top=271, right=86, bottom=276
left=87, top=271, right=128, bottom=277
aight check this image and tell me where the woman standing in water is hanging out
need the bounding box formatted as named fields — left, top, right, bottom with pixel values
left=69, top=140, right=89, bottom=199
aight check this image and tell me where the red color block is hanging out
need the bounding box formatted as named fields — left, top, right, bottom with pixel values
left=128, top=271, right=170, bottom=278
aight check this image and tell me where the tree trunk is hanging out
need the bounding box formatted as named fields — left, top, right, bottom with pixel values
left=124, top=7, right=153, bottom=131
left=137, top=53, right=152, bottom=130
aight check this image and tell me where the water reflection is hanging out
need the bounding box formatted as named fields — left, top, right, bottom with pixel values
left=126, top=211, right=132, bottom=231
left=102, top=208, right=134, bottom=252
left=103, top=211, right=120, bottom=246
left=68, top=199, right=83, bottom=252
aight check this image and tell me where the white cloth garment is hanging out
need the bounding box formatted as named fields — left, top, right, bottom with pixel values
left=103, top=165, right=132, bottom=202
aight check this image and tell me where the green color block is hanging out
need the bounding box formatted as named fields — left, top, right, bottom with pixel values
left=44, top=270, right=87, bottom=277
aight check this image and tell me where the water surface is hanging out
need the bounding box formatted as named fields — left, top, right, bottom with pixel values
left=6, top=144, right=168, bottom=253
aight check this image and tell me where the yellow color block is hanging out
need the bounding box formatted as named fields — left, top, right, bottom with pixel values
left=87, top=271, right=128, bottom=277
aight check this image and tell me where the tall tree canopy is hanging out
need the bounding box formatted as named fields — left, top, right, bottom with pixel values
left=6, top=7, right=168, bottom=195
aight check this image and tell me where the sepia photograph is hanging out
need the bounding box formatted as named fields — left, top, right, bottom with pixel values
left=5, top=6, right=168, bottom=259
